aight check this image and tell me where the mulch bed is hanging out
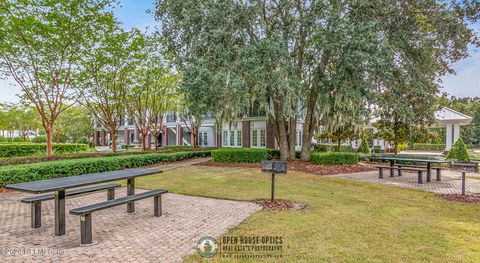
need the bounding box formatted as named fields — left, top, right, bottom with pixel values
left=253, top=200, right=308, bottom=211
left=194, top=160, right=375, bottom=176
left=436, top=194, right=480, bottom=204
left=0, top=189, right=12, bottom=194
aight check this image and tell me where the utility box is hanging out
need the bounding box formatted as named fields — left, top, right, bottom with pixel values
left=261, top=161, right=287, bottom=174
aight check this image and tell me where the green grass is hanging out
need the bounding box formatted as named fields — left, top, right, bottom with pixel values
left=132, top=166, right=480, bottom=262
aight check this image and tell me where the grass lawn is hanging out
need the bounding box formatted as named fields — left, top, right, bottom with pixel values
left=132, top=166, right=480, bottom=262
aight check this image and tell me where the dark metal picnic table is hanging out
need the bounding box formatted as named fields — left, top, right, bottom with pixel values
left=375, top=157, right=451, bottom=182
left=6, top=168, right=162, bottom=236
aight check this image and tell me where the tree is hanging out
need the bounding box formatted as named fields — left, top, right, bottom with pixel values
left=156, top=0, right=478, bottom=161
left=447, top=138, right=471, bottom=162
left=471, top=108, right=480, bottom=146
left=55, top=107, right=93, bottom=143
left=81, top=28, right=141, bottom=153
left=126, top=33, right=178, bottom=151
left=0, top=0, right=117, bottom=156
left=0, top=103, right=41, bottom=139
left=357, top=135, right=371, bottom=154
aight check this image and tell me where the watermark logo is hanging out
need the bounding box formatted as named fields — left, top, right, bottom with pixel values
left=197, top=236, right=218, bottom=258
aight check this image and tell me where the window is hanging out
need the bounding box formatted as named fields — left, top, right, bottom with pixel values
left=260, top=130, right=266, bottom=147
left=223, top=131, right=228, bottom=146
left=251, top=129, right=266, bottom=148
left=230, top=131, right=235, bottom=146
left=198, top=132, right=208, bottom=146
left=237, top=130, right=242, bottom=147
left=296, top=130, right=302, bottom=146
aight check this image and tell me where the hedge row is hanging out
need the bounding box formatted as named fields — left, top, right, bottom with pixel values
left=0, top=143, right=89, bottom=157
left=310, top=152, right=359, bottom=165
left=411, top=143, right=445, bottom=151
left=313, top=143, right=353, bottom=152
left=211, top=148, right=279, bottom=163
left=0, top=150, right=211, bottom=187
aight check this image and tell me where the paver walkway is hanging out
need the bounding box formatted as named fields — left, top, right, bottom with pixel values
left=0, top=158, right=260, bottom=262
left=331, top=169, right=480, bottom=195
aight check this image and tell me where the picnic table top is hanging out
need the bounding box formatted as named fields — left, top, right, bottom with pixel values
left=6, top=168, right=162, bottom=194
left=374, top=157, right=451, bottom=163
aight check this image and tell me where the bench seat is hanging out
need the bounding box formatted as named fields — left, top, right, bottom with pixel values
left=70, top=189, right=168, bottom=245
left=374, top=166, right=426, bottom=183
left=22, top=183, right=121, bottom=229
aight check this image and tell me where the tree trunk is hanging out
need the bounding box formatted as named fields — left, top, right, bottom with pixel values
left=142, top=133, right=148, bottom=152
left=46, top=128, right=53, bottom=157
left=111, top=130, right=117, bottom=154
left=153, top=131, right=159, bottom=151
left=288, top=117, right=296, bottom=160
left=301, top=89, right=319, bottom=161
left=337, top=139, right=341, bottom=152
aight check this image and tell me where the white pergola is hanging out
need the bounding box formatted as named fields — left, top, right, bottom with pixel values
left=432, top=107, right=472, bottom=150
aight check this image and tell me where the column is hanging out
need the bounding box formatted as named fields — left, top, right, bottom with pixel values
left=124, top=129, right=129, bottom=144
left=178, top=127, right=183, bottom=146
left=134, top=127, right=139, bottom=144
left=162, top=126, right=168, bottom=146
left=242, top=121, right=250, bottom=148
left=446, top=123, right=453, bottom=150
left=101, top=131, right=107, bottom=146
left=453, top=123, right=460, bottom=144
left=94, top=131, right=99, bottom=146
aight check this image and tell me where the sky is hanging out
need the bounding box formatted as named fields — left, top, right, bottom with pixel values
left=0, top=0, right=479, bottom=103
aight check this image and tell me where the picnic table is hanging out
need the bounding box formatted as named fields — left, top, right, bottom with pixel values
left=6, top=168, right=162, bottom=236
left=375, top=157, right=451, bottom=182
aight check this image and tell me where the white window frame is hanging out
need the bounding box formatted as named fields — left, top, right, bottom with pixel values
left=251, top=128, right=266, bottom=148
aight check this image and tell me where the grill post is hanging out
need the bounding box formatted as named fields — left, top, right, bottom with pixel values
left=271, top=174, right=275, bottom=202
left=154, top=195, right=162, bottom=217
left=461, top=172, right=466, bottom=195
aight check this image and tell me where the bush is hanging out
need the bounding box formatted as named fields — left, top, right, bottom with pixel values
left=32, top=135, right=47, bottom=143
left=0, top=150, right=211, bottom=187
left=357, top=138, right=370, bottom=154
left=412, top=143, right=445, bottom=151
left=313, top=143, right=352, bottom=152
left=373, top=146, right=382, bottom=153
left=0, top=136, right=8, bottom=143
left=0, top=143, right=89, bottom=157
left=211, top=148, right=279, bottom=163
left=12, top=137, right=29, bottom=142
left=310, top=152, right=359, bottom=165
left=397, top=143, right=408, bottom=152
left=447, top=139, right=471, bottom=162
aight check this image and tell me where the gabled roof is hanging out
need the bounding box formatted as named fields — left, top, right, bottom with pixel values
left=435, top=107, right=472, bottom=123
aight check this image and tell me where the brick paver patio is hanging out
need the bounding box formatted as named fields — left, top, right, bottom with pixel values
left=0, top=188, right=261, bottom=262
left=332, top=169, right=480, bottom=194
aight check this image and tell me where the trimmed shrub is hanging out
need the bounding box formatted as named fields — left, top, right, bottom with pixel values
left=313, top=143, right=353, bottom=152
left=0, top=136, right=8, bottom=143
left=310, top=152, right=359, bottom=165
left=0, top=150, right=211, bottom=187
left=12, top=137, right=29, bottom=142
left=412, top=143, right=445, bottom=151
left=447, top=139, right=471, bottom=162
left=32, top=135, right=47, bottom=143
left=356, top=138, right=370, bottom=154
left=397, top=143, right=408, bottom=152
left=373, top=146, right=382, bottom=153
left=211, top=148, right=279, bottom=163
left=0, top=143, right=89, bottom=157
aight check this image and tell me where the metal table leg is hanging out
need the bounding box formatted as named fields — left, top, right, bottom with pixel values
left=426, top=163, right=431, bottom=182
left=55, top=189, right=66, bottom=236
left=389, top=160, right=395, bottom=177
left=127, top=178, right=135, bottom=213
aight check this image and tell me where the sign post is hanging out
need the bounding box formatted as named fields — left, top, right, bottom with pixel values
left=261, top=161, right=287, bottom=202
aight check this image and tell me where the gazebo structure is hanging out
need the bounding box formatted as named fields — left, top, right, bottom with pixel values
left=353, top=107, right=472, bottom=151
left=433, top=107, right=472, bottom=150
